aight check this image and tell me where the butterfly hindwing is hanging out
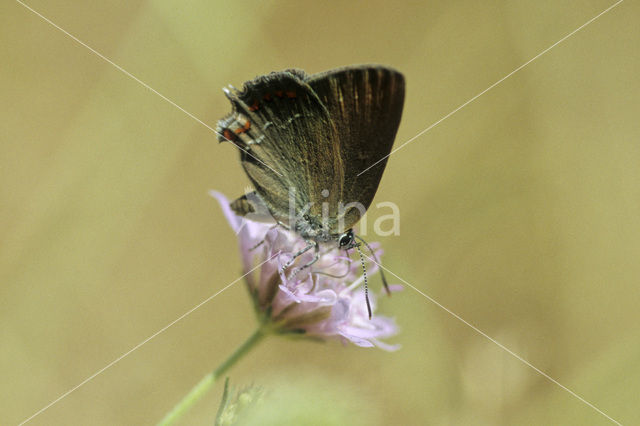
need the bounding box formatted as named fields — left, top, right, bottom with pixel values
left=218, top=70, right=344, bottom=226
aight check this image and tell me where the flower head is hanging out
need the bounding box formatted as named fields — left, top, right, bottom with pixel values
left=211, top=191, right=401, bottom=350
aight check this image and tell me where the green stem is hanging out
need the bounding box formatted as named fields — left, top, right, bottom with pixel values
left=158, top=327, right=267, bottom=425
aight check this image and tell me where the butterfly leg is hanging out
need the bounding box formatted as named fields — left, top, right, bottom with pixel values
left=280, top=241, right=317, bottom=274
left=249, top=239, right=265, bottom=252
left=289, top=242, right=320, bottom=278
left=248, top=223, right=282, bottom=252
left=297, top=243, right=320, bottom=271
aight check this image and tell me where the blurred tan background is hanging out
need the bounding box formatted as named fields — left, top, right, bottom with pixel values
left=2, top=0, right=639, bottom=424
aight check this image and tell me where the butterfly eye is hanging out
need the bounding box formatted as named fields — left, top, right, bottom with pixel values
left=338, top=230, right=354, bottom=248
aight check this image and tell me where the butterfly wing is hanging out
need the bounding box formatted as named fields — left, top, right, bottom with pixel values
left=305, top=65, right=405, bottom=230
left=218, top=70, right=344, bottom=226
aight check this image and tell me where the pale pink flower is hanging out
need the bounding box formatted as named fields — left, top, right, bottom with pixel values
left=211, top=191, right=401, bottom=350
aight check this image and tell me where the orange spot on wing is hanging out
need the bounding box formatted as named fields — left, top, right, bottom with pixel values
left=223, top=129, right=236, bottom=141
left=275, top=90, right=284, bottom=98
left=249, top=99, right=259, bottom=111
left=263, top=93, right=272, bottom=101
left=234, top=120, right=251, bottom=134
left=286, top=91, right=296, bottom=98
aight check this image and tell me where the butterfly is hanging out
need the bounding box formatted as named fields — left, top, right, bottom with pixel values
left=217, top=65, right=405, bottom=316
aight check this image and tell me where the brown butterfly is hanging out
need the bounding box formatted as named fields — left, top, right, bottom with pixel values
left=217, top=65, right=405, bottom=317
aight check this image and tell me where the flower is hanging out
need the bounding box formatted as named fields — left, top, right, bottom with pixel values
left=211, top=191, right=401, bottom=350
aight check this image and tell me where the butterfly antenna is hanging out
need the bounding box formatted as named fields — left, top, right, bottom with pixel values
left=354, top=243, right=372, bottom=320
left=355, top=235, right=391, bottom=296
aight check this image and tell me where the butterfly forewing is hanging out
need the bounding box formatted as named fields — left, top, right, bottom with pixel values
left=305, top=65, right=405, bottom=230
